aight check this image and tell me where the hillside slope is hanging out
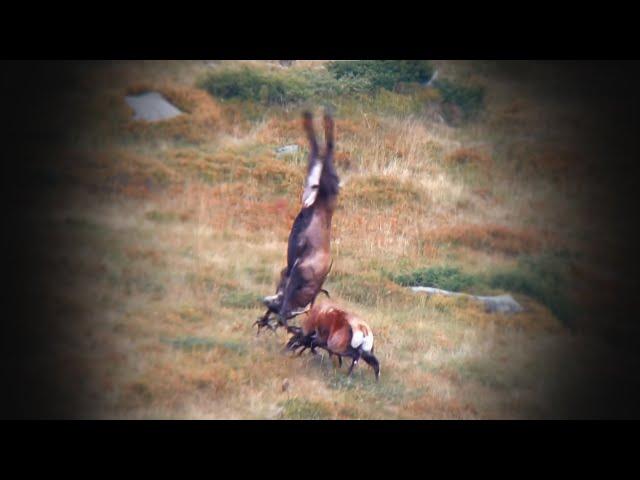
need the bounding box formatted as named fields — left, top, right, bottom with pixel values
left=21, top=60, right=637, bottom=419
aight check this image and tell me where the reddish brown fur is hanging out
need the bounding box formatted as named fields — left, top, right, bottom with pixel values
left=302, top=303, right=351, bottom=353
left=287, top=300, right=380, bottom=379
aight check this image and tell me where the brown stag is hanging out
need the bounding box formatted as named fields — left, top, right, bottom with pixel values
left=255, top=110, right=340, bottom=333
left=285, top=301, right=380, bottom=380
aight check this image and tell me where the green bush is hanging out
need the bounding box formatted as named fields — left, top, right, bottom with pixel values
left=198, top=67, right=309, bottom=105
left=433, top=79, right=485, bottom=119
left=393, top=266, right=478, bottom=292
left=327, top=60, right=434, bottom=91
left=198, top=66, right=370, bottom=106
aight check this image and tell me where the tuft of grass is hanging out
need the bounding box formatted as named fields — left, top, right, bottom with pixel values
left=279, top=398, right=333, bottom=420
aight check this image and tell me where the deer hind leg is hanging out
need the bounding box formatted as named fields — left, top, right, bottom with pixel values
left=345, top=348, right=361, bottom=376
left=347, top=357, right=359, bottom=376
left=361, top=350, right=381, bottom=381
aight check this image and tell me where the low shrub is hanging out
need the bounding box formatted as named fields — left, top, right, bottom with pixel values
left=198, top=66, right=309, bottom=105
left=393, top=266, right=478, bottom=292
left=327, top=60, right=435, bottom=91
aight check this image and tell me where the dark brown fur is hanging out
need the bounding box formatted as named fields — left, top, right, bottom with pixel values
left=257, top=110, right=340, bottom=332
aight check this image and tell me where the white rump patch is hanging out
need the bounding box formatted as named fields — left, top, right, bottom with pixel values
left=361, top=333, right=374, bottom=352
left=350, top=329, right=374, bottom=352
left=351, top=330, right=364, bottom=349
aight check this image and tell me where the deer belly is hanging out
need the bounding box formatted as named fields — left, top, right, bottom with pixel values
left=299, top=253, right=330, bottom=280
left=327, top=326, right=351, bottom=354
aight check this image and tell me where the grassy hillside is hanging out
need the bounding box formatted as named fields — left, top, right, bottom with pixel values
left=29, top=60, right=631, bottom=419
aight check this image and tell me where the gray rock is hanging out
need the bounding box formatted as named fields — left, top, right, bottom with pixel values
left=276, top=145, right=299, bottom=155
left=410, top=286, right=523, bottom=314
left=125, top=91, right=183, bottom=122
left=476, top=294, right=524, bottom=314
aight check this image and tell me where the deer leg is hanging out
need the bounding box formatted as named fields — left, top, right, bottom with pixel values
left=361, top=350, right=381, bottom=381
left=254, top=310, right=276, bottom=335
left=302, top=111, right=319, bottom=157
left=347, top=351, right=361, bottom=376
left=278, top=260, right=310, bottom=327
left=323, top=109, right=334, bottom=158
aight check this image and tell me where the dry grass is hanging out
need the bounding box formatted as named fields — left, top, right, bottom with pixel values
left=123, top=82, right=223, bottom=143
left=421, top=223, right=554, bottom=256
left=32, top=60, right=612, bottom=419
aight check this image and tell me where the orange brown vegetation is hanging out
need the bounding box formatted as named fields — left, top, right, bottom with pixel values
left=123, top=83, right=222, bottom=142
left=424, top=223, right=554, bottom=256
left=445, top=147, right=493, bottom=168
left=342, top=175, right=427, bottom=209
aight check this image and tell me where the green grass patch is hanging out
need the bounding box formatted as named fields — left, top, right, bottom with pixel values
left=198, top=66, right=367, bottom=106
left=198, top=63, right=436, bottom=108
left=164, top=336, right=247, bottom=354
left=392, top=254, right=577, bottom=326
left=327, top=271, right=400, bottom=306
left=279, top=398, right=332, bottom=420
left=393, top=266, right=479, bottom=292
left=219, top=289, right=261, bottom=309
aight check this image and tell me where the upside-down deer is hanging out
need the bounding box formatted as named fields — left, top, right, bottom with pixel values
left=286, top=301, right=380, bottom=380
left=255, top=110, right=340, bottom=332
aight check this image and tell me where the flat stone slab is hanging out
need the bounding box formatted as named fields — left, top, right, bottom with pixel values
left=125, top=91, right=183, bottom=122
left=410, top=286, right=524, bottom=314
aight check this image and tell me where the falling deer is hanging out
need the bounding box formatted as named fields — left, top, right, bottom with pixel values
left=285, top=301, right=380, bottom=381
left=255, top=110, right=340, bottom=333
